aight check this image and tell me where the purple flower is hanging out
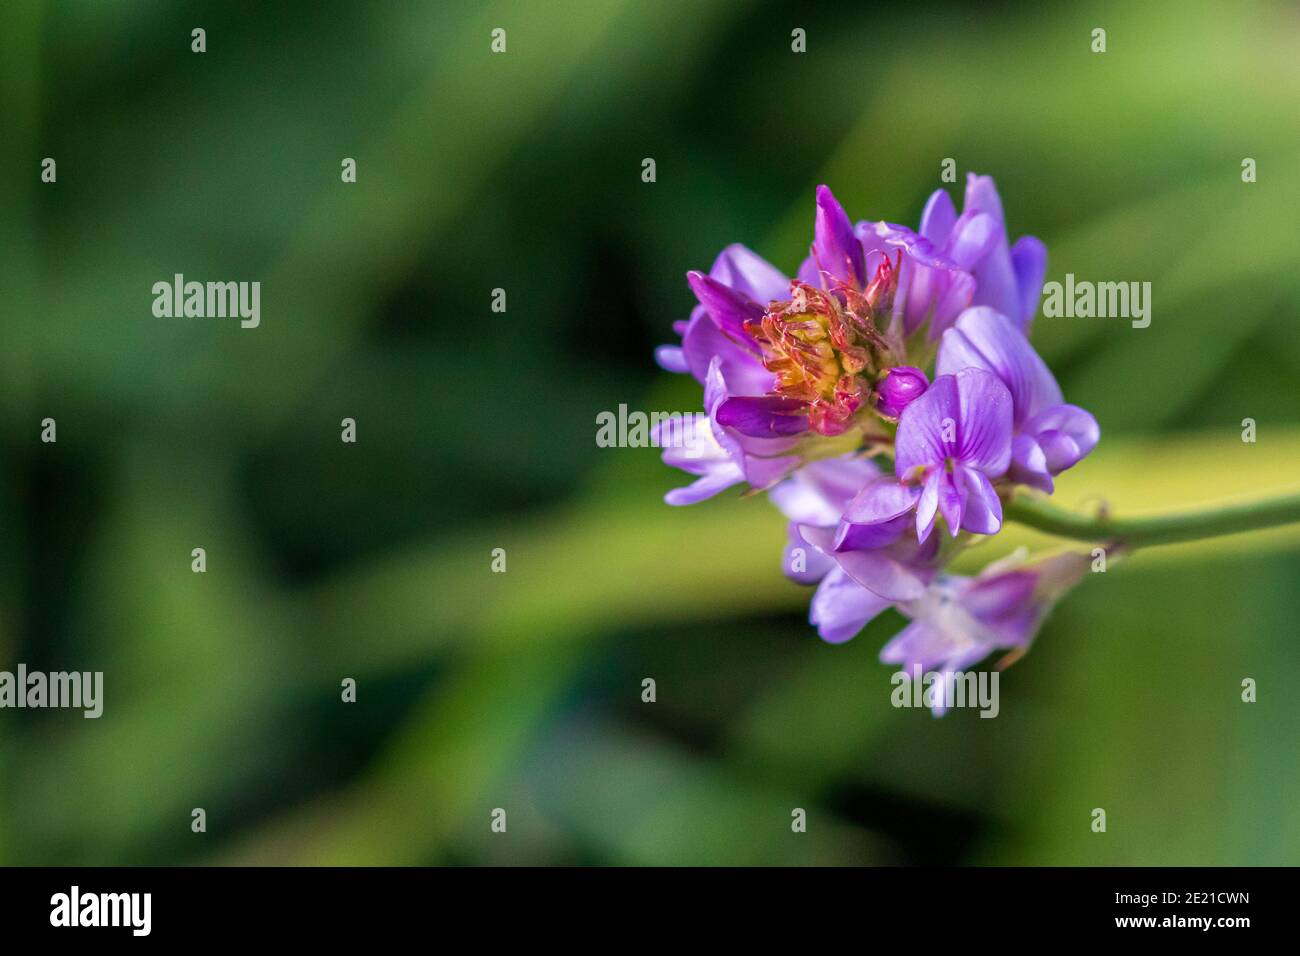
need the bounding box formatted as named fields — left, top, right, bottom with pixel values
left=836, top=368, right=1013, bottom=544
left=874, top=365, right=929, bottom=419
left=651, top=175, right=1110, bottom=708
left=937, top=307, right=1099, bottom=493
left=658, top=185, right=1022, bottom=451
left=881, top=549, right=1093, bottom=713
left=655, top=357, right=801, bottom=505
left=652, top=244, right=812, bottom=502
left=772, top=456, right=941, bottom=643
left=787, top=520, right=941, bottom=644
left=655, top=243, right=787, bottom=394
left=882, top=224, right=978, bottom=340
left=771, top=456, right=882, bottom=528
left=915, top=174, right=1048, bottom=332
left=808, top=561, right=896, bottom=645
left=774, top=456, right=885, bottom=591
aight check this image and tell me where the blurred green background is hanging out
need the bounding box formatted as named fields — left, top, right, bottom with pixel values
left=1, top=0, right=1298, bottom=865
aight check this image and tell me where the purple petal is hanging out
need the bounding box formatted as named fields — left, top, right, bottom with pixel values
left=861, top=221, right=973, bottom=339
left=654, top=344, right=688, bottom=374
left=896, top=374, right=960, bottom=475
left=703, top=361, right=762, bottom=461
left=1008, top=434, right=1054, bottom=493
left=885, top=588, right=1011, bottom=677
left=1023, top=404, right=1100, bottom=474
left=834, top=513, right=910, bottom=552
left=880, top=620, right=964, bottom=673
left=699, top=358, right=802, bottom=491
left=840, top=476, right=922, bottom=528
left=795, top=254, right=821, bottom=287
left=959, top=573, right=1040, bottom=647
left=656, top=412, right=718, bottom=472
left=954, top=368, right=1014, bottom=477
left=802, top=524, right=933, bottom=602
left=1038, top=432, right=1081, bottom=473
left=784, top=522, right=836, bottom=584
left=1022, top=550, right=1092, bottom=598
left=937, top=306, right=1062, bottom=426
left=895, top=256, right=935, bottom=335
left=716, top=395, right=810, bottom=437
left=963, top=174, right=1006, bottom=221
left=1010, top=235, right=1047, bottom=329
left=962, top=570, right=1036, bottom=622
left=919, top=188, right=957, bottom=245
left=861, top=221, right=947, bottom=268
left=962, top=174, right=1022, bottom=321
left=957, top=466, right=1003, bottom=535
left=810, top=567, right=893, bottom=644
left=836, top=549, right=931, bottom=602
left=709, top=243, right=789, bottom=304
left=935, top=470, right=964, bottom=538
left=943, top=211, right=1003, bottom=271
left=813, top=185, right=865, bottom=288
left=770, top=457, right=881, bottom=526
left=928, top=269, right=977, bottom=340
left=740, top=452, right=802, bottom=491
left=915, top=471, right=940, bottom=542
left=679, top=307, right=772, bottom=393
left=895, top=369, right=1013, bottom=479
left=664, top=462, right=744, bottom=505
left=686, top=271, right=763, bottom=342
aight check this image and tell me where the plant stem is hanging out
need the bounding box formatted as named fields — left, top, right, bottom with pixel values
left=1003, top=488, right=1300, bottom=549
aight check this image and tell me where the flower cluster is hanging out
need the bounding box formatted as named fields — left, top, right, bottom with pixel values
left=655, top=175, right=1100, bottom=702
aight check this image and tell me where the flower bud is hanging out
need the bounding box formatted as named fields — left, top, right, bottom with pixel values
left=874, top=366, right=929, bottom=419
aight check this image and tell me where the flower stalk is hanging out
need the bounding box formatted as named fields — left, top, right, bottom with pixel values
left=1004, top=488, right=1300, bottom=549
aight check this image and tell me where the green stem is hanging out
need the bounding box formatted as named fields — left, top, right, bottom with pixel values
left=1003, top=488, right=1300, bottom=549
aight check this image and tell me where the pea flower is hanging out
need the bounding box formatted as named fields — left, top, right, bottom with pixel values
left=836, top=368, right=1013, bottom=544
left=937, top=307, right=1100, bottom=493
left=915, top=174, right=1048, bottom=332
left=773, top=457, right=942, bottom=640
left=773, top=458, right=903, bottom=643
left=881, top=549, right=1093, bottom=714
left=654, top=357, right=800, bottom=504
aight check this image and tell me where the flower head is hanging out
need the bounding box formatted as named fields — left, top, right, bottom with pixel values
left=651, top=173, right=1105, bottom=715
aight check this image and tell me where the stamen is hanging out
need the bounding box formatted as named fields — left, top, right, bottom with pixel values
left=743, top=267, right=899, bottom=437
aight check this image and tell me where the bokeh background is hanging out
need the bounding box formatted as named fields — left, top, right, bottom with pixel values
left=2, top=0, right=1298, bottom=865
